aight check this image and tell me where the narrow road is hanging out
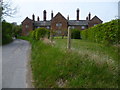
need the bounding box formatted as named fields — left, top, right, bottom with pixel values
left=2, top=39, right=31, bottom=88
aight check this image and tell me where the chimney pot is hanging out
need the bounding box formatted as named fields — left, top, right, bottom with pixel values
left=43, top=10, right=47, bottom=21
left=86, top=16, right=88, bottom=20
left=76, top=8, right=79, bottom=20
left=88, top=12, right=91, bottom=20
left=32, top=14, right=35, bottom=21
left=37, top=16, right=40, bottom=21
left=67, top=15, right=69, bottom=20
left=51, top=10, right=53, bottom=20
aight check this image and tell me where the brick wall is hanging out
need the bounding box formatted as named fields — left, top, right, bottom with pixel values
left=22, top=17, right=34, bottom=36
left=88, top=16, right=103, bottom=27
left=51, top=13, right=68, bottom=36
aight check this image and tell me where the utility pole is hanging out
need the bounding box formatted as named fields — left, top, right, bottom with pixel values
left=67, top=26, right=71, bottom=49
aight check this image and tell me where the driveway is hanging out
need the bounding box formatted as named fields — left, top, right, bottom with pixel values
left=2, top=39, right=31, bottom=88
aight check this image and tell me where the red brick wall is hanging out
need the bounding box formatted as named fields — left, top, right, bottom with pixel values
left=51, top=13, right=68, bottom=35
left=88, top=16, right=102, bottom=27
left=22, top=18, right=34, bottom=36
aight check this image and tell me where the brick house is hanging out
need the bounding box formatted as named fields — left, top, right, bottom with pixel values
left=21, top=8, right=103, bottom=36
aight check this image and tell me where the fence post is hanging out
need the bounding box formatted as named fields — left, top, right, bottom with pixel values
left=50, top=31, right=53, bottom=42
left=67, top=26, right=71, bottom=49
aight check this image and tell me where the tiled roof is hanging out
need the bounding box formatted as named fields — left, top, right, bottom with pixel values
left=90, top=16, right=103, bottom=22
left=68, top=20, right=88, bottom=26
left=34, top=21, right=51, bottom=26
left=34, top=20, right=88, bottom=26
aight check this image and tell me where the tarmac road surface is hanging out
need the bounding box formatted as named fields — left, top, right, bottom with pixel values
left=2, top=39, right=31, bottom=88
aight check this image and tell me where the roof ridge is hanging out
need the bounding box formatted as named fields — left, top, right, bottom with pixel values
left=52, top=12, right=67, bottom=20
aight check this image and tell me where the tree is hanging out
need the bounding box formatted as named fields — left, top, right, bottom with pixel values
left=0, top=0, right=17, bottom=20
left=2, top=20, right=13, bottom=44
left=0, top=0, right=18, bottom=45
left=12, top=24, right=22, bottom=37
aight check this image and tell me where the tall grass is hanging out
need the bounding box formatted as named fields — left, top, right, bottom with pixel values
left=30, top=39, right=118, bottom=88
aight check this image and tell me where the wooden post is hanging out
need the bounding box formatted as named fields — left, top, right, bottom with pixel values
left=67, top=26, right=71, bottom=49
left=50, top=31, right=53, bottom=42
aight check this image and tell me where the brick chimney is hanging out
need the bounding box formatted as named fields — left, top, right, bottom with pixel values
left=32, top=14, right=35, bottom=21
left=43, top=10, right=47, bottom=21
left=86, top=16, right=88, bottom=20
left=51, top=10, right=53, bottom=20
left=88, top=12, right=91, bottom=20
left=37, top=16, right=40, bottom=21
left=77, top=8, right=79, bottom=20
left=67, top=15, right=69, bottom=20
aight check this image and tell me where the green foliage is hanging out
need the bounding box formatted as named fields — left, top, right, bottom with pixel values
left=17, top=36, right=32, bottom=42
left=71, top=29, right=81, bottom=39
left=2, top=21, right=13, bottom=44
left=2, top=20, right=22, bottom=45
left=29, top=28, right=50, bottom=40
left=81, top=19, right=119, bottom=45
left=12, top=24, right=22, bottom=37
left=29, top=30, right=36, bottom=40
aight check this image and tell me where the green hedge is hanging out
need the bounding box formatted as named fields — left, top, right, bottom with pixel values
left=2, top=21, right=13, bottom=45
left=81, top=19, right=119, bottom=45
left=71, top=29, right=81, bottom=39
left=29, top=28, right=50, bottom=40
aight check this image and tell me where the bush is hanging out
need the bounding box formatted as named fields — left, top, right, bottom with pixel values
left=29, top=28, right=50, bottom=40
left=12, top=24, right=22, bottom=37
left=71, top=29, right=81, bottom=39
left=81, top=19, right=119, bottom=45
left=2, top=21, right=13, bottom=45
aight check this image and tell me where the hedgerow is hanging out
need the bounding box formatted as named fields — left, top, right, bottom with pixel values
left=29, top=28, right=50, bottom=40
left=71, top=29, right=81, bottom=39
left=81, top=19, right=119, bottom=45
left=2, top=21, right=13, bottom=45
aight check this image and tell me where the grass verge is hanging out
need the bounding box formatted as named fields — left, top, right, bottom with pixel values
left=30, top=39, right=118, bottom=88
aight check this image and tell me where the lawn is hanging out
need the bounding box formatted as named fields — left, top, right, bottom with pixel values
left=30, top=38, right=119, bottom=88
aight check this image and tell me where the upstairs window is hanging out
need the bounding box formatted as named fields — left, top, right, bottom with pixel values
left=56, top=23, right=62, bottom=27
left=25, top=25, right=29, bottom=28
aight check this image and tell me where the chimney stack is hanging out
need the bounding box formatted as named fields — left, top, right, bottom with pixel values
left=76, top=8, right=79, bottom=20
left=86, top=16, right=88, bottom=20
left=32, top=14, right=35, bottom=21
left=67, top=15, right=69, bottom=20
left=51, top=10, right=53, bottom=20
left=88, top=12, right=91, bottom=20
left=43, top=10, right=47, bottom=21
left=37, top=16, right=40, bottom=21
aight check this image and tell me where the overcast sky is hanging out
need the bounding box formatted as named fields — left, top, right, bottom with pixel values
left=4, top=0, right=119, bottom=25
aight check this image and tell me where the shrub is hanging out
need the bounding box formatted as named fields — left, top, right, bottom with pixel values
left=71, top=29, right=81, bottom=39
left=12, top=25, right=22, bottom=37
left=29, top=28, right=50, bottom=40
left=2, top=21, right=13, bottom=45
left=81, top=19, right=119, bottom=45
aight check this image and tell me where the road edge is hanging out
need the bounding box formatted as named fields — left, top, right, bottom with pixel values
left=26, top=42, right=34, bottom=88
